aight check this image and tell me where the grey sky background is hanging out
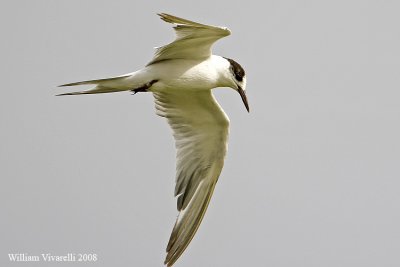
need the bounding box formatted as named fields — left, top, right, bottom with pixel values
left=1, top=1, right=400, bottom=266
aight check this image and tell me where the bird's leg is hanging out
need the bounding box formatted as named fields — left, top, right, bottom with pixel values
left=131, top=79, right=159, bottom=95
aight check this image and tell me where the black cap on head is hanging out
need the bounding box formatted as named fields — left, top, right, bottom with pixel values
left=224, top=57, right=245, bottom=82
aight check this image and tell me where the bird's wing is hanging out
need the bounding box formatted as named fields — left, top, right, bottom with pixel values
left=147, top=13, right=231, bottom=66
left=153, top=89, right=230, bottom=266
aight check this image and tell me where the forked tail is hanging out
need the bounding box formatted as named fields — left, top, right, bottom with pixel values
left=57, top=75, right=132, bottom=96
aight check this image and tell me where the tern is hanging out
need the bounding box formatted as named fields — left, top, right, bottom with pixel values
left=58, top=13, right=248, bottom=266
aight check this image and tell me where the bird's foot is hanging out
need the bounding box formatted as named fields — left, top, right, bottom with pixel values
left=131, top=87, right=147, bottom=95
left=131, top=80, right=159, bottom=95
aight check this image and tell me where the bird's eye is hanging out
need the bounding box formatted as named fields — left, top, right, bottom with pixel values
left=231, top=68, right=243, bottom=82
left=235, top=73, right=243, bottom=82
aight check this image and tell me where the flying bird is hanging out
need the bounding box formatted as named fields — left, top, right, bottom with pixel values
left=58, top=13, right=248, bottom=266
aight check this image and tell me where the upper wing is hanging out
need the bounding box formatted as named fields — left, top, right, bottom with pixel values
left=153, top=89, right=230, bottom=266
left=147, top=13, right=231, bottom=66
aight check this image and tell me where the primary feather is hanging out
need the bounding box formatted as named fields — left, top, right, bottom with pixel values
left=147, top=13, right=231, bottom=65
left=154, top=89, right=229, bottom=266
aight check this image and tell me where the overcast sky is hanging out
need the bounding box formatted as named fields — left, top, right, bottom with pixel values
left=1, top=1, right=400, bottom=266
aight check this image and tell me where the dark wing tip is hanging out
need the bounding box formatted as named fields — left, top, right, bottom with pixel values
left=157, top=13, right=176, bottom=24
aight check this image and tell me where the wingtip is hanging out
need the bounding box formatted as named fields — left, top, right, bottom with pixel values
left=158, top=13, right=170, bottom=21
left=158, top=13, right=177, bottom=24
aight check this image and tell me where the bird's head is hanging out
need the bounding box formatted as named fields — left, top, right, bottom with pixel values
left=223, top=57, right=249, bottom=112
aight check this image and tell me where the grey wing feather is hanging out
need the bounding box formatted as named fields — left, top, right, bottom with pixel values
left=158, top=13, right=211, bottom=28
left=147, top=13, right=231, bottom=65
left=153, top=89, right=229, bottom=266
left=165, top=180, right=218, bottom=266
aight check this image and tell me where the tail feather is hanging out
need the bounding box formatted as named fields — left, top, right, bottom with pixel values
left=56, top=86, right=128, bottom=96
left=59, top=75, right=130, bottom=87
left=57, top=74, right=133, bottom=96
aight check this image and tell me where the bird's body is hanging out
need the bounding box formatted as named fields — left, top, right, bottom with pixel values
left=152, top=56, right=230, bottom=90
left=60, top=55, right=236, bottom=94
left=59, top=13, right=248, bottom=266
left=143, top=55, right=232, bottom=92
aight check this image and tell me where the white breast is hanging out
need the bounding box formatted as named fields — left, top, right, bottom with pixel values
left=148, top=56, right=228, bottom=92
